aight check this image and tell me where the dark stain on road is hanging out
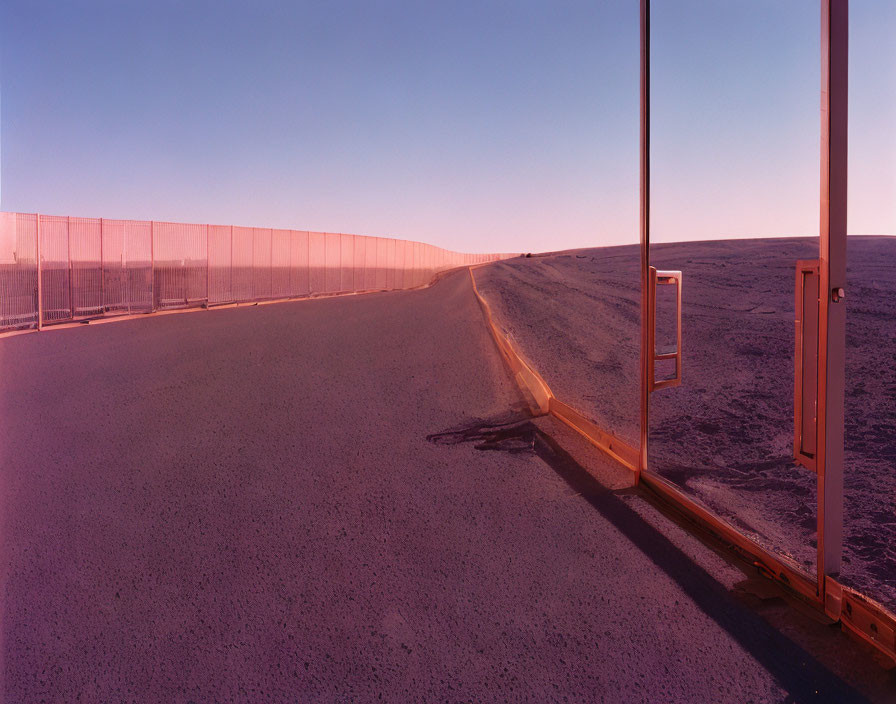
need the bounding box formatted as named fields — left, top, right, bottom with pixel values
left=427, top=414, right=537, bottom=454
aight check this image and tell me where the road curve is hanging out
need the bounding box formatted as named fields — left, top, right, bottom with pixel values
left=0, top=268, right=871, bottom=702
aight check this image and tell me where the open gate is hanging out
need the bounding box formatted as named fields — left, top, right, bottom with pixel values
left=638, top=0, right=848, bottom=620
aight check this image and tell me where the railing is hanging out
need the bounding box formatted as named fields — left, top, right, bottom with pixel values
left=0, top=212, right=511, bottom=332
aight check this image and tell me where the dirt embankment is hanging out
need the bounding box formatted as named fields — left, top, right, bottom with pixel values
left=475, top=237, right=896, bottom=612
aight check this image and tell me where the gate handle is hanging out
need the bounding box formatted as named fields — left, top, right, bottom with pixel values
left=649, top=266, right=682, bottom=391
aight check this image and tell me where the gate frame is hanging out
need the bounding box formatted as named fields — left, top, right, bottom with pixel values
left=638, top=0, right=855, bottom=627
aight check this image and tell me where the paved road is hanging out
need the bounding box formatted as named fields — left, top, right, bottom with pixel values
left=0, top=269, right=873, bottom=701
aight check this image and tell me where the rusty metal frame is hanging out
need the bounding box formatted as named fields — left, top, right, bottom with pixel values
left=638, top=0, right=849, bottom=603
left=470, top=0, right=895, bottom=666
left=794, top=260, right=820, bottom=471
left=638, top=0, right=651, bottom=481
left=817, top=0, right=848, bottom=615
left=648, top=267, right=682, bottom=391
left=630, top=0, right=896, bottom=664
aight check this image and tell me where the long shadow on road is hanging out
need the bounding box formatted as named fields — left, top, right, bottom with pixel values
left=430, top=416, right=868, bottom=704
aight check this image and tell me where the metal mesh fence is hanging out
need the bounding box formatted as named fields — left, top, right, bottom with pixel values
left=0, top=212, right=511, bottom=332
left=0, top=213, right=38, bottom=329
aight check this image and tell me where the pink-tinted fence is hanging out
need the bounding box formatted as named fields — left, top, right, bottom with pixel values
left=0, top=212, right=511, bottom=332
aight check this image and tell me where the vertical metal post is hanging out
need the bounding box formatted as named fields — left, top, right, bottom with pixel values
left=206, top=224, right=210, bottom=304
left=124, top=221, right=130, bottom=315
left=230, top=224, right=234, bottom=302
left=100, top=217, right=105, bottom=312
left=817, top=0, right=848, bottom=608
left=150, top=220, right=155, bottom=312
left=68, top=215, right=74, bottom=319
left=36, top=214, right=43, bottom=330
left=638, top=0, right=651, bottom=483
left=183, top=227, right=188, bottom=307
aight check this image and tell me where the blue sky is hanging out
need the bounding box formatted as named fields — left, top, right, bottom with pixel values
left=1, top=1, right=893, bottom=253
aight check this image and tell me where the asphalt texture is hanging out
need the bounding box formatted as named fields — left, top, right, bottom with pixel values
left=0, top=268, right=877, bottom=702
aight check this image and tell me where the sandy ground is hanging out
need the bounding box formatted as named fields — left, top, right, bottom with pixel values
left=475, top=237, right=896, bottom=614
left=0, top=268, right=882, bottom=701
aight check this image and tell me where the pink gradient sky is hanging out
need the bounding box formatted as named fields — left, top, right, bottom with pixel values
left=1, top=1, right=893, bottom=253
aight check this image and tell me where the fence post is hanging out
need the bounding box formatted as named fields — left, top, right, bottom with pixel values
left=68, top=215, right=74, bottom=319
left=638, top=0, right=650, bottom=484
left=206, top=224, right=210, bottom=304
left=817, top=0, right=848, bottom=615
left=183, top=226, right=188, bottom=307
left=124, top=221, right=130, bottom=315
left=36, top=214, right=43, bottom=330
left=100, top=217, right=105, bottom=312
left=230, top=224, right=233, bottom=303
left=150, top=221, right=155, bottom=312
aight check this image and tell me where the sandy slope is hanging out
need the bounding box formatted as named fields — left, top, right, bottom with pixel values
left=0, top=268, right=874, bottom=701
left=475, top=237, right=896, bottom=613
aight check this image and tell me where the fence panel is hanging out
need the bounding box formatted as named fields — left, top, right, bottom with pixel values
left=405, top=241, right=414, bottom=288
left=271, top=229, right=291, bottom=298
left=291, top=230, right=310, bottom=297
left=340, top=234, right=354, bottom=292
left=125, top=220, right=153, bottom=313
left=309, top=232, right=326, bottom=294
left=153, top=221, right=206, bottom=309
left=102, top=219, right=128, bottom=313
left=70, top=217, right=103, bottom=317
left=382, top=238, right=394, bottom=290
left=375, top=238, right=388, bottom=290
left=185, top=224, right=208, bottom=304
left=324, top=233, right=341, bottom=293
left=208, top=225, right=233, bottom=304
left=0, top=213, right=38, bottom=329
left=253, top=227, right=272, bottom=300
left=153, top=221, right=183, bottom=308
left=232, top=226, right=254, bottom=302
left=352, top=235, right=366, bottom=292
left=411, top=241, right=421, bottom=287
left=362, top=236, right=377, bottom=291
left=394, top=240, right=407, bottom=290
left=38, top=215, right=71, bottom=322
left=414, top=244, right=429, bottom=286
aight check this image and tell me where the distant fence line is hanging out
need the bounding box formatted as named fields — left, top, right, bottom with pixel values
left=0, top=212, right=511, bottom=332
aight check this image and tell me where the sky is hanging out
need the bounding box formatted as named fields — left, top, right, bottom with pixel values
left=1, top=0, right=893, bottom=254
